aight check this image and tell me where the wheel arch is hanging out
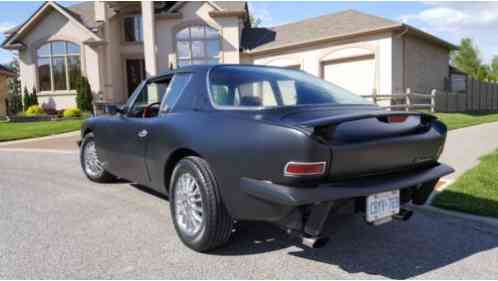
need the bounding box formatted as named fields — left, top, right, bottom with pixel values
left=164, top=148, right=202, bottom=194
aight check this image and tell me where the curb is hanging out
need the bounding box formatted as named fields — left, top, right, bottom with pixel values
left=0, top=148, right=78, bottom=154
left=425, top=179, right=454, bottom=205
left=414, top=204, right=498, bottom=228
left=0, top=131, right=80, bottom=147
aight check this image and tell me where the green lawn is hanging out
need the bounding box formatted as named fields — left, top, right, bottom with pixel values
left=0, top=119, right=86, bottom=142
left=434, top=112, right=498, bottom=130
left=432, top=149, right=498, bottom=218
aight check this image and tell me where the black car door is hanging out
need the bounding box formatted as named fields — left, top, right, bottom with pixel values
left=142, top=73, right=194, bottom=190
left=101, top=78, right=171, bottom=184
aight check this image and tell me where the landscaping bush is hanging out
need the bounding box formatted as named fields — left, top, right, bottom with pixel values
left=63, top=108, right=81, bottom=118
left=23, top=87, right=30, bottom=111
left=25, top=105, right=45, bottom=116
left=31, top=87, right=39, bottom=106
left=22, top=86, right=38, bottom=110
left=75, top=76, right=93, bottom=112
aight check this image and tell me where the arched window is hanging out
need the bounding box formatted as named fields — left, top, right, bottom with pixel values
left=37, top=41, right=81, bottom=92
left=176, top=25, right=220, bottom=67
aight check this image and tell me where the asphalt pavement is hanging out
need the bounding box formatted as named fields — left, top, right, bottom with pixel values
left=1, top=150, right=498, bottom=279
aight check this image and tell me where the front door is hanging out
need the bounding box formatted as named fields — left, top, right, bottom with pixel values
left=100, top=78, right=171, bottom=185
left=126, top=59, right=146, bottom=97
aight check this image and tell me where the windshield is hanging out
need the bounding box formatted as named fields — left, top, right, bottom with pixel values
left=208, top=65, right=371, bottom=109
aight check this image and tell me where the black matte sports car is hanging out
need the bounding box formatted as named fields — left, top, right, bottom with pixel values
left=79, top=64, right=453, bottom=252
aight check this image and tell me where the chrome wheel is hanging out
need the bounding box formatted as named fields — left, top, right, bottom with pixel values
left=83, top=140, right=104, bottom=178
left=174, top=172, right=204, bottom=236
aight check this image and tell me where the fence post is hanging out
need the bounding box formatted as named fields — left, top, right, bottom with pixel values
left=372, top=88, right=377, bottom=105
left=405, top=88, right=411, bottom=112
left=430, top=89, right=436, bottom=113
left=4, top=98, right=8, bottom=116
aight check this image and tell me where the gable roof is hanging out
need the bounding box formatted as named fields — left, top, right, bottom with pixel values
left=242, top=9, right=457, bottom=54
left=213, top=1, right=246, bottom=12
left=0, top=64, right=16, bottom=77
left=58, top=1, right=99, bottom=30
left=2, top=1, right=102, bottom=49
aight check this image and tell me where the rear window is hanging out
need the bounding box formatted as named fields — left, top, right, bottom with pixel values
left=208, top=65, right=370, bottom=109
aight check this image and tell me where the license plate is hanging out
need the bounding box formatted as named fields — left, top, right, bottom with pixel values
left=366, top=190, right=400, bottom=223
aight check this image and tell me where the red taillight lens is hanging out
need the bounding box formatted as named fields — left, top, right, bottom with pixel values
left=387, top=115, right=408, bottom=123
left=284, top=162, right=326, bottom=176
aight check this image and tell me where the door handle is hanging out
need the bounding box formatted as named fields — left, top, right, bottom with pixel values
left=138, top=129, right=148, bottom=138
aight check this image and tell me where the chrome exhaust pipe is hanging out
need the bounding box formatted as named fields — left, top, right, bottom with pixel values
left=393, top=208, right=413, bottom=221
left=301, top=236, right=330, bottom=248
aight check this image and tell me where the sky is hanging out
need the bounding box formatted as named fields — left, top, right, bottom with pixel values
left=0, top=1, right=497, bottom=65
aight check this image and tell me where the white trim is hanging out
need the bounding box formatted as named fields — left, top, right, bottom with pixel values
left=4, top=2, right=102, bottom=47
left=38, top=90, right=77, bottom=97
left=168, top=1, right=223, bottom=13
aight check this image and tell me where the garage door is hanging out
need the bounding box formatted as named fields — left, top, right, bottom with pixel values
left=322, top=55, right=375, bottom=96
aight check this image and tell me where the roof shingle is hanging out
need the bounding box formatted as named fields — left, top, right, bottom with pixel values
left=242, top=10, right=400, bottom=52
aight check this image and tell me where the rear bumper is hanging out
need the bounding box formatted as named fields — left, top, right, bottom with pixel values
left=241, top=163, right=454, bottom=207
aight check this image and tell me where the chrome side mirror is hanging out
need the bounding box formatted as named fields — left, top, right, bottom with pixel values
left=105, top=104, right=127, bottom=115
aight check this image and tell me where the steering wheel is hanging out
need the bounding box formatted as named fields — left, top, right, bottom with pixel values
left=142, top=102, right=161, bottom=118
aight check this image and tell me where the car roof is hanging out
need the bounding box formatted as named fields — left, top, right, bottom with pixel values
left=152, top=64, right=299, bottom=80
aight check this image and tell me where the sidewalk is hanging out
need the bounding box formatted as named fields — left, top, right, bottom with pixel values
left=439, top=121, right=498, bottom=180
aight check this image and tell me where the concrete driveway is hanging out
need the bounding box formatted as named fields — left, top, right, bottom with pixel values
left=1, top=150, right=498, bottom=279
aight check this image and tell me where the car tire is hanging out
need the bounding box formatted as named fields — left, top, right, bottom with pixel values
left=80, top=132, right=116, bottom=183
left=169, top=156, right=233, bottom=252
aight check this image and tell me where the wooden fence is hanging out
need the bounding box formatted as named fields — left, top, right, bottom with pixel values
left=436, top=78, right=498, bottom=113
left=363, top=89, right=436, bottom=112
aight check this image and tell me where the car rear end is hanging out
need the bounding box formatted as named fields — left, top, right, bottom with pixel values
left=207, top=65, right=453, bottom=248
left=240, top=109, right=453, bottom=247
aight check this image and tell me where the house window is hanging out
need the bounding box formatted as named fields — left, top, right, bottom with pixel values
left=176, top=25, right=220, bottom=67
left=124, top=15, right=143, bottom=42
left=37, top=41, right=81, bottom=92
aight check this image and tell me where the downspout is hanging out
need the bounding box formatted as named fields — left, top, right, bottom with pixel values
left=397, top=26, right=409, bottom=92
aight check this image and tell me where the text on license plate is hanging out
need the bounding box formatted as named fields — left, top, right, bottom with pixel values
left=366, top=190, right=400, bottom=223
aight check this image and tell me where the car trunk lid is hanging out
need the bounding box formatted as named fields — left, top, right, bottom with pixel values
left=279, top=108, right=445, bottom=179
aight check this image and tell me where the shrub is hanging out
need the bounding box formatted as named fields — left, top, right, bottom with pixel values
left=75, top=76, right=93, bottom=112
left=63, top=107, right=81, bottom=118
left=22, top=86, right=38, bottom=111
left=31, top=87, right=38, bottom=106
left=25, top=105, right=45, bottom=116
left=23, top=86, right=30, bottom=111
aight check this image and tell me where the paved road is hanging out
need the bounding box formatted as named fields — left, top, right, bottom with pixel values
left=440, top=121, right=498, bottom=180
left=1, top=150, right=498, bottom=279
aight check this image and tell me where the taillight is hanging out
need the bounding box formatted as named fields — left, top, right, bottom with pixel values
left=387, top=115, right=408, bottom=123
left=284, top=161, right=326, bottom=176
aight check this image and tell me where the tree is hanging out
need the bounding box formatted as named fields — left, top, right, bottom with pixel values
left=23, top=86, right=31, bottom=111
left=250, top=15, right=262, bottom=27
left=75, top=76, right=93, bottom=112
left=476, top=65, right=490, bottom=81
left=31, top=86, right=38, bottom=106
left=6, top=60, right=22, bottom=115
left=490, top=56, right=498, bottom=82
left=451, top=38, right=482, bottom=79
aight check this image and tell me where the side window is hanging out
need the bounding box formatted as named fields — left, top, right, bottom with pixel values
left=235, top=81, right=276, bottom=107
left=161, top=74, right=192, bottom=111
left=277, top=80, right=298, bottom=105
left=129, top=80, right=170, bottom=117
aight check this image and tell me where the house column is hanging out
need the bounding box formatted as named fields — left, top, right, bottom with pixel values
left=141, top=1, right=158, bottom=77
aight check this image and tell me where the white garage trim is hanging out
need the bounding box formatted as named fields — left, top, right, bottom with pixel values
left=262, top=56, right=303, bottom=70
left=320, top=54, right=377, bottom=96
